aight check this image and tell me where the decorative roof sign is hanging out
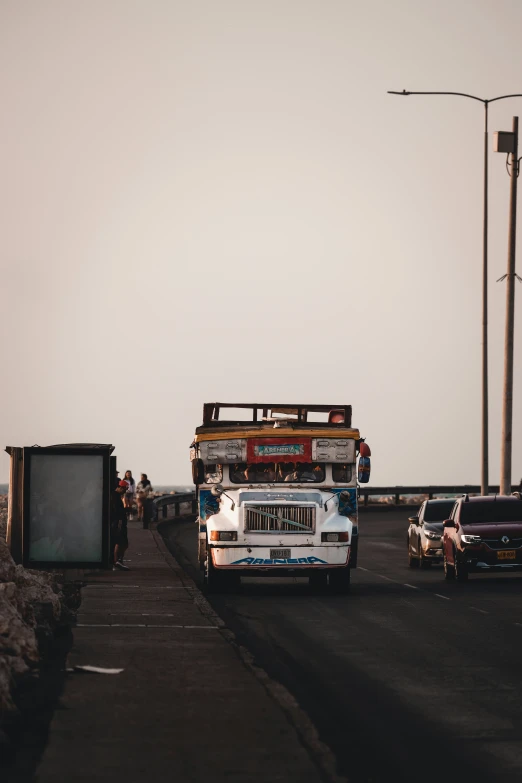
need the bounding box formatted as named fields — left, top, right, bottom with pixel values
left=254, top=444, right=304, bottom=457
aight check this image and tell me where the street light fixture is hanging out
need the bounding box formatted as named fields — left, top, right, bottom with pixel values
left=494, top=116, right=520, bottom=495
left=388, top=90, right=522, bottom=495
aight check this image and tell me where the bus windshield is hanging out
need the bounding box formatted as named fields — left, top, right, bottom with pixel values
left=230, top=462, right=325, bottom=484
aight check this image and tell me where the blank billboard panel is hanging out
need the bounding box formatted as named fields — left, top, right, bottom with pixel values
left=28, top=454, right=104, bottom=563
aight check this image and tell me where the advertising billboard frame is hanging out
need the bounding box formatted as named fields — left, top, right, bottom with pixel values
left=22, top=446, right=112, bottom=569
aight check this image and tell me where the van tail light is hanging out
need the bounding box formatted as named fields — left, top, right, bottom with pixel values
left=321, top=532, right=349, bottom=542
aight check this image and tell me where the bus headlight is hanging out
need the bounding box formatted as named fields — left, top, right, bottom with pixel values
left=321, top=532, right=349, bottom=542
left=210, top=531, right=238, bottom=541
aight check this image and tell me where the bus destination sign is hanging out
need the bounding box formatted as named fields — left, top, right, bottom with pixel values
left=254, top=444, right=304, bottom=457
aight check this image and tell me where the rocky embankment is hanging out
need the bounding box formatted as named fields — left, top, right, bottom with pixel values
left=0, top=495, right=79, bottom=722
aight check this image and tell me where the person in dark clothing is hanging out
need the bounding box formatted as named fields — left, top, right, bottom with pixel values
left=110, top=480, right=130, bottom=570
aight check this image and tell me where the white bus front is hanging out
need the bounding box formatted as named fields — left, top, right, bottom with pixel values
left=195, top=439, right=360, bottom=592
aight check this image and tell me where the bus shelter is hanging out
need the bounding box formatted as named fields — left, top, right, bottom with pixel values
left=5, top=443, right=115, bottom=569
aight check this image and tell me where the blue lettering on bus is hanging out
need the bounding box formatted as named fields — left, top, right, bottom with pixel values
left=230, top=556, right=328, bottom=566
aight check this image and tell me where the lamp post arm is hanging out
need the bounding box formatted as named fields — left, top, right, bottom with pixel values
left=388, top=90, right=522, bottom=106
left=488, top=94, right=522, bottom=104
left=387, top=90, right=485, bottom=103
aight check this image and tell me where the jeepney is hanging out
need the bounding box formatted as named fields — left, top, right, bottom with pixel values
left=190, top=403, right=371, bottom=592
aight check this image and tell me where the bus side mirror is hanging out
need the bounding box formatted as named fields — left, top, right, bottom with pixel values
left=443, top=519, right=455, bottom=529
left=358, top=456, right=371, bottom=484
left=210, top=484, right=235, bottom=510
left=192, top=459, right=205, bottom=485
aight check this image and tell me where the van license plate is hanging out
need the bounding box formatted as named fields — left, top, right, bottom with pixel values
left=270, top=549, right=291, bottom=559
left=498, top=550, right=516, bottom=560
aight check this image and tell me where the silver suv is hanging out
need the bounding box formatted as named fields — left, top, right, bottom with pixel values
left=407, top=499, right=456, bottom=568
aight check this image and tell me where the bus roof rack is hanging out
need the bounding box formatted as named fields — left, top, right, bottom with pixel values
left=201, top=403, right=352, bottom=428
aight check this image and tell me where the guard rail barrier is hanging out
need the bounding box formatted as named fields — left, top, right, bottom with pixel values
left=358, top=485, right=503, bottom=505
left=152, top=492, right=198, bottom=521
left=152, top=485, right=507, bottom=518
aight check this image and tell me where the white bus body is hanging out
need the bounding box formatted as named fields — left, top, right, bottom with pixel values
left=191, top=403, right=370, bottom=593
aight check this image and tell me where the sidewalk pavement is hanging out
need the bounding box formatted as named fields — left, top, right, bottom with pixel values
left=35, top=520, right=328, bottom=783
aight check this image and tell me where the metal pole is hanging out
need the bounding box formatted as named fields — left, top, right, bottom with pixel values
left=482, top=102, right=489, bottom=495
left=500, top=116, right=519, bottom=495
left=388, top=91, right=492, bottom=495
left=389, top=91, right=522, bottom=494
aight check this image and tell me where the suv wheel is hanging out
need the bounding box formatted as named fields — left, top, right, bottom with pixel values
left=443, top=550, right=455, bottom=581
left=419, top=542, right=432, bottom=569
left=408, top=540, right=419, bottom=569
left=454, top=549, right=469, bottom=583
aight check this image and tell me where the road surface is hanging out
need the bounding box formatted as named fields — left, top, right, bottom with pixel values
left=161, top=509, right=522, bottom=783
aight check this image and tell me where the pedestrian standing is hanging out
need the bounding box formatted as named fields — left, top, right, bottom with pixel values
left=123, top=470, right=136, bottom=518
left=136, top=473, right=153, bottom=525
left=110, top=480, right=130, bottom=570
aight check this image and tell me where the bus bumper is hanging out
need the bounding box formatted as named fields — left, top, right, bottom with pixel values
left=210, top=545, right=350, bottom=569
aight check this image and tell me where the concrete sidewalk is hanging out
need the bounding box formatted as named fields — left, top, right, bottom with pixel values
left=35, top=520, right=330, bottom=783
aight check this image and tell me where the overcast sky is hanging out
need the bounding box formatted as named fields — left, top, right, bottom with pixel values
left=2, top=0, right=522, bottom=486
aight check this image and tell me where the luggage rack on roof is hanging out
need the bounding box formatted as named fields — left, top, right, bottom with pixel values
left=200, top=403, right=352, bottom=428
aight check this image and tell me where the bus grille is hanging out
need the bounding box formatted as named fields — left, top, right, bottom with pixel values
left=244, top=505, right=315, bottom=533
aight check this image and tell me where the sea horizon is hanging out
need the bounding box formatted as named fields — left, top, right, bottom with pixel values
left=0, top=484, right=191, bottom=496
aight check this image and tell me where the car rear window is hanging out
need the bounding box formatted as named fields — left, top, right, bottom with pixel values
left=460, top=501, right=522, bottom=524
left=424, top=501, right=455, bottom=521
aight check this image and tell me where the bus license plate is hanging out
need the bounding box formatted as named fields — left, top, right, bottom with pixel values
left=497, top=550, right=516, bottom=560
left=270, top=549, right=291, bottom=559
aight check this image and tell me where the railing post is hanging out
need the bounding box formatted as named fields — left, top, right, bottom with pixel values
left=192, top=498, right=197, bottom=514
left=175, top=502, right=180, bottom=517
left=162, top=505, right=167, bottom=518
left=395, top=493, right=400, bottom=505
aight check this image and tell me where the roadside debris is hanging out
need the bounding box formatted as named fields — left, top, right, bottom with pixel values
left=69, top=665, right=124, bottom=675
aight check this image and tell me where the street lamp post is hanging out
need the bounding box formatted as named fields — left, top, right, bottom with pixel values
left=494, top=118, right=520, bottom=495
left=388, top=90, right=522, bottom=496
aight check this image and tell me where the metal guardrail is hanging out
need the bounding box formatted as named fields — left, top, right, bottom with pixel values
left=152, top=492, right=197, bottom=521
left=151, top=485, right=513, bottom=519
left=358, top=485, right=503, bottom=505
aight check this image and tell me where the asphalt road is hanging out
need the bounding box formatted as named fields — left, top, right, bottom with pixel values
left=160, top=509, right=522, bottom=783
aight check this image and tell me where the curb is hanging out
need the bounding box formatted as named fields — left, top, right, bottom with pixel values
left=150, top=521, right=347, bottom=783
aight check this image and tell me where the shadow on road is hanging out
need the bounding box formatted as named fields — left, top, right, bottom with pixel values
left=159, top=517, right=507, bottom=783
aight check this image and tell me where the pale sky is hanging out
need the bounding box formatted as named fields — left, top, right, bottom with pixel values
left=1, top=0, right=522, bottom=486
